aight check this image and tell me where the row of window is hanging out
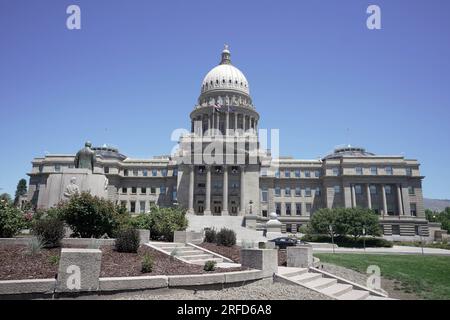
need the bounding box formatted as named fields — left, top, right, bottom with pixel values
left=266, top=187, right=321, bottom=199
left=123, top=168, right=177, bottom=177
left=121, top=186, right=175, bottom=195
left=120, top=200, right=158, bottom=214
left=272, top=169, right=321, bottom=178
left=274, top=202, right=313, bottom=216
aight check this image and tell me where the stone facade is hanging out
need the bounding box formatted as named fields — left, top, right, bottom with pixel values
left=25, top=46, right=429, bottom=239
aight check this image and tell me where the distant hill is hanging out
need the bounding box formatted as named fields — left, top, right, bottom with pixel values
left=424, top=198, right=450, bottom=212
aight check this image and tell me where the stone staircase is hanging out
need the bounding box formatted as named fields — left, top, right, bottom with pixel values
left=147, top=242, right=225, bottom=266
left=276, top=267, right=390, bottom=300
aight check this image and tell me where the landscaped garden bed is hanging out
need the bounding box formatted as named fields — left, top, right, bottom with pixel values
left=0, top=244, right=243, bottom=281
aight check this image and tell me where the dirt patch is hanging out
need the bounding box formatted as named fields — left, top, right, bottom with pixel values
left=0, top=244, right=243, bottom=281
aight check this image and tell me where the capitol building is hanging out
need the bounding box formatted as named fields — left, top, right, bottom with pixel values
left=26, top=46, right=429, bottom=239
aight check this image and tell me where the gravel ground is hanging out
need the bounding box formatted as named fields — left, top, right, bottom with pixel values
left=317, top=262, right=421, bottom=300
left=112, top=279, right=331, bottom=300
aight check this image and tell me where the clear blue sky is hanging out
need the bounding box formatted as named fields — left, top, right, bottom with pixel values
left=0, top=0, right=449, bottom=199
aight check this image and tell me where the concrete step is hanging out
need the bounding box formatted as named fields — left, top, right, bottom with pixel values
left=182, top=254, right=215, bottom=261
left=320, top=283, right=353, bottom=297
left=189, top=258, right=223, bottom=265
left=280, top=268, right=308, bottom=278
left=306, top=277, right=338, bottom=290
left=290, top=272, right=323, bottom=284
left=176, top=250, right=204, bottom=256
left=338, top=289, right=370, bottom=300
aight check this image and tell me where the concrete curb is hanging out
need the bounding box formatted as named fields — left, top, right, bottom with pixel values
left=0, top=278, right=56, bottom=295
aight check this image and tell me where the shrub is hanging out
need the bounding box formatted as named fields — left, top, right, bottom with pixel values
left=0, top=200, right=26, bottom=238
left=31, top=216, right=65, bottom=248
left=141, top=253, right=154, bottom=273
left=216, top=228, right=236, bottom=247
left=48, top=254, right=60, bottom=266
left=115, top=227, right=140, bottom=253
left=147, top=206, right=188, bottom=242
left=301, top=234, right=392, bottom=248
left=204, top=260, right=217, bottom=272
left=131, top=213, right=152, bottom=230
left=58, top=192, right=124, bottom=238
left=204, top=228, right=217, bottom=243
left=27, top=236, right=44, bottom=255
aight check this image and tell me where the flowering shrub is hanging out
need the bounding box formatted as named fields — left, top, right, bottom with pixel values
left=0, top=199, right=26, bottom=238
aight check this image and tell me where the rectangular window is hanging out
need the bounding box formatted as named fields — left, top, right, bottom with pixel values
left=139, top=201, right=146, bottom=213
left=355, top=185, right=362, bottom=194
left=355, top=167, right=363, bottom=175
left=141, top=187, right=146, bottom=194
left=262, top=210, right=268, bottom=217
left=305, top=203, right=312, bottom=214
left=120, top=200, right=127, bottom=209
left=286, top=224, right=292, bottom=233
left=143, top=169, right=148, bottom=177
left=295, top=187, right=301, bottom=197
left=285, top=170, right=291, bottom=178
left=173, top=168, right=178, bottom=176
left=150, top=187, right=156, bottom=194
left=104, top=167, right=110, bottom=174
left=305, top=187, right=311, bottom=197
left=130, top=201, right=136, bottom=213
left=332, top=167, right=339, bottom=176
left=133, top=170, right=139, bottom=177
left=285, top=203, right=291, bottom=215
left=275, top=203, right=281, bottom=215
left=275, top=187, right=281, bottom=197
left=386, top=166, right=393, bottom=175
left=162, top=169, right=168, bottom=177
left=314, top=170, right=320, bottom=178
left=296, top=203, right=301, bottom=215
left=55, top=164, right=61, bottom=172
left=260, top=168, right=268, bottom=176
left=160, top=186, right=165, bottom=194
left=285, top=187, right=291, bottom=197
left=131, top=187, right=137, bottom=194
left=152, top=169, right=158, bottom=177
left=334, top=185, right=341, bottom=194
left=305, top=170, right=311, bottom=178
left=275, top=170, right=280, bottom=178
left=408, top=186, right=415, bottom=195
left=294, top=169, right=301, bottom=178
left=370, top=185, right=377, bottom=195
left=172, top=189, right=177, bottom=201
left=122, top=187, right=127, bottom=194
left=415, top=225, right=420, bottom=235
left=385, top=185, right=392, bottom=194
left=315, top=187, right=321, bottom=196
left=410, top=203, right=417, bottom=216
left=261, top=188, right=268, bottom=202
left=124, top=169, right=129, bottom=176
left=406, top=168, right=412, bottom=176
left=370, top=167, right=377, bottom=175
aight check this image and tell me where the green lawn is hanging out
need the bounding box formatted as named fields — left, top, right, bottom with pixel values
left=314, top=253, right=450, bottom=300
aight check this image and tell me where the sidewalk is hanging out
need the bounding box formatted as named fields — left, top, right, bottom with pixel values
left=313, top=245, right=450, bottom=256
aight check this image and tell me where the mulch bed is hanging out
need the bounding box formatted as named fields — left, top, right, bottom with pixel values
left=0, top=244, right=243, bottom=281
left=199, top=242, right=287, bottom=266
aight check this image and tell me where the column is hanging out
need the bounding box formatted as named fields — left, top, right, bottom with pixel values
left=207, top=115, right=211, bottom=136
left=188, top=165, right=194, bottom=214
left=366, top=184, right=372, bottom=209
left=234, top=113, right=238, bottom=134
left=217, top=112, right=220, bottom=134
left=204, top=166, right=211, bottom=215
left=351, top=184, right=356, bottom=208
left=222, top=166, right=229, bottom=215
left=226, top=111, right=230, bottom=135
left=240, top=166, right=245, bottom=215
left=397, top=184, right=404, bottom=215
left=381, top=184, right=388, bottom=216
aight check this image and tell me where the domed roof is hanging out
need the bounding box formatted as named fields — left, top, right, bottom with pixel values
left=200, top=45, right=250, bottom=96
left=323, top=145, right=375, bottom=160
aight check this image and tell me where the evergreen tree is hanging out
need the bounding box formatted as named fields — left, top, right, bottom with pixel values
left=14, top=179, right=27, bottom=206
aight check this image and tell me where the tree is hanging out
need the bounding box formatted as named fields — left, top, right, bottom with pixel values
left=337, top=207, right=382, bottom=240
left=0, top=193, right=12, bottom=204
left=14, top=179, right=27, bottom=206
left=309, top=208, right=341, bottom=237
left=0, top=199, right=26, bottom=237
left=143, top=206, right=188, bottom=241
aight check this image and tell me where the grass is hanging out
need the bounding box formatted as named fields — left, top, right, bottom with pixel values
left=314, top=253, right=450, bottom=300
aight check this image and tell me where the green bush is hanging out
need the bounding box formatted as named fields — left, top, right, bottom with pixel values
left=301, top=234, right=392, bottom=248
left=216, top=228, right=236, bottom=247
left=115, top=227, right=140, bottom=253
left=31, top=215, right=65, bottom=248
left=0, top=199, right=26, bottom=238
left=58, top=192, right=124, bottom=238
left=204, top=228, right=217, bottom=243
left=204, top=260, right=217, bottom=272
left=141, top=253, right=154, bottom=273
left=131, top=213, right=152, bottom=230
left=147, top=207, right=188, bottom=242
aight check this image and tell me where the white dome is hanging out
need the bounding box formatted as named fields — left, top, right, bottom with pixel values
left=200, top=46, right=250, bottom=96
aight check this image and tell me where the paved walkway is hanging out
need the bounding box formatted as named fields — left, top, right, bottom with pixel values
left=313, top=245, right=450, bottom=256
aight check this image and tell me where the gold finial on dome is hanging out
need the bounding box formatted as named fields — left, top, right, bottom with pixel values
left=220, top=44, right=231, bottom=65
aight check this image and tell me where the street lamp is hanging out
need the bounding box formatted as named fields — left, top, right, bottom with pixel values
left=362, top=227, right=366, bottom=251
